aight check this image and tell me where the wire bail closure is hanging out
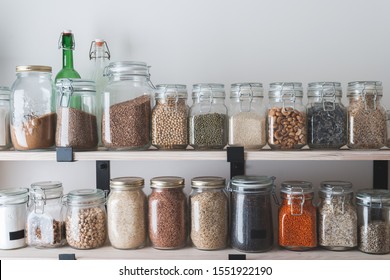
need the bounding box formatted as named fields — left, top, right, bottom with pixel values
left=58, top=31, right=75, bottom=50
left=321, top=82, right=336, bottom=112
left=239, top=84, right=254, bottom=112
left=58, top=79, right=74, bottom=108
left=281, top=83, right=297, bottom=110
left=89, top=40, right=111, bottom=60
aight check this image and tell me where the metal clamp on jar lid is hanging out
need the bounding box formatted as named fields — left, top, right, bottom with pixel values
left=229, top=175, right=275, bottom=193
left=104, top=61, right=150, bottom=77
left=110, top=177, right=144, bottom=189
left=192, top=83, right=225, bottom=99
left=150, top=176, right=185, bottom=188
left=16, top=65, right=52, bottom=73
left=281, top=180, right=313, bottom=215
left=320, top=181, right=353, bottom=197
left=230, top=83, right=263, bottom=112
left=347, top=81, right=382, bottom=110
left=0, top=188, right=29, bottom=205
left=56, top=79, right=96, bottom=107
left=65, top=189, right=106, bottom=206
left=155, top=84, right=188, bottom=100
left=191, top=176, right=226, bottom=189
left=356, top=189, right=390, bottom=208
left=308, top=82, right=342, bottom=111
left=269, top=82, right=303, bottom=100
left=30, top=181, right=63, bottom=199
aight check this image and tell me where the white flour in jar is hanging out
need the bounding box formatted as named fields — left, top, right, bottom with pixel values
left=0, top=203, right=27, bottom=249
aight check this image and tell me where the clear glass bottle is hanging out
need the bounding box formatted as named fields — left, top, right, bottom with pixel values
left=267, top=82, right=306, bottom=149
left=152, top=84, right=189, bottom=149
left=55, top=30, right=81, bottom=82
left=102, top=61, right=154, bottom=150
left=10, top=65, right=56, bottom=151
left=347, top=81, right=387, bottom=149
left=229, top=175, right=275, bottom=252
left=189, top=83, right=227, bottom=150
left=318, top=181, right=357, bottom=250
left=278, top=181, right=317, bottom=250
left=0, top=87, right=11, bottom=150
left=56, top=79, right=98, bottom=150
left=26, top=181, right=65, bottom=248
left=307, top=82, right=347, bottom=149
left=190, top=176, right=228, bottom=250
left=148, top=176, right=187, bottom=249
left=228, top=83, right=266, bottom=150
left=356, top=189, right=390, bottom=254
left=64, top=189, right=107, bottom=249
left=107, top=177, right=147, bottom=250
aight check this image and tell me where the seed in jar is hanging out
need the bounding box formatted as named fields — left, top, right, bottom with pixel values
left=359, top=221, right=390, bottom=254
left=189, top=113, right=227, bottom=149
left=229, top=112, right=266, bottom=149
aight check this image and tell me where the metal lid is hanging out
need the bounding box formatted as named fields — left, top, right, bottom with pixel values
left=16, top=65, right=52, bottom=73
left=319, top=181, right=353, bottom=198
left=0, top=188, right=29, bottom=205
left=191, top=176, right=226, bottom=189
left=356, top=189, right=390, bottom=208
left=268, top=82, right=303, bottom=98
left=230, top=175, right=274, bottom=193
left=66, top=189, right=106, bottom=205
left=104, top=61, right=150, bottom=77
left=30, top=181, right=63, bottom=200
left=307, top=82, right=342, bottom=98
left=155, top=84, right=188, bottom=99
left=347, top=81, right=383, bottom=97
left=110, top=177, right=144, bottom=189
left=150, top=176, right=185, bottom=188
left=56, top=79, right=96, bottom=92
left=0, top=87, right=10, bottom=100
left=281, top=180, right=313, bottom=194
left=230, top=83, right=264, bottom=98
left=192, top=83, right=225, bottom=99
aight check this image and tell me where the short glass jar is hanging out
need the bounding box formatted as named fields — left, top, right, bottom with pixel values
left=228, top=83, right=266, bottom=150
left=0, top=87, right=11, bottom=150
left=107, top=177, right=147, bottom=250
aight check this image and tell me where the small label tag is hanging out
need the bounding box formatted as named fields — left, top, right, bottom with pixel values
left=9, top=229, right=25, bottom=240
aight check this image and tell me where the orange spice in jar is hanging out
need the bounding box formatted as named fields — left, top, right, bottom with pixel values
left=278, top=181, right=317, bottom=250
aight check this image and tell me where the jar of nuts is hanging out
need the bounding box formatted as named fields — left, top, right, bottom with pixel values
left=228, top=83, right=266, bottom=150
left=64, top=188, right=107, bottom=249
left=267, top=82, right=307, bottom=149
left=152, top=84, right=189, bottom=149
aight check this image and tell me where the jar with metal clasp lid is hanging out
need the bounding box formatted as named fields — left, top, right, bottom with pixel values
left=0, top=87, right=11, bottom=150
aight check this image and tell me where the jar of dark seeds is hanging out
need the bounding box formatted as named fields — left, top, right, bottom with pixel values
left=190, top=176, right=228, bottom=250
left=102, top=61, right=154, bottom=150
left=152, top=84, right=189, bottom=149
left=307, top=82, right=347, bottom=149
left=56, top=79, right=98, bottom=150
left=64, top=189, right=107, bottom=249
left=229, top=175, right=275, bottom=253
left=267, top=82, right=306, bottom=149
left=356, top=189, right=390, bottom=254
left=228, top=83, right=266, bottom=150
left=189, top=83, right=227, bottom=150
left=347, top=81, right=387, bottom=149
left=318, top=181, right=357, bottom=250
left=148, top=176, right=187, bottom=249
left=26, top=181, right=66, bottom=248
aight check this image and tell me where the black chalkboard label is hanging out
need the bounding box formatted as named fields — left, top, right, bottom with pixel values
left=9, top=229, right=25, bottom=240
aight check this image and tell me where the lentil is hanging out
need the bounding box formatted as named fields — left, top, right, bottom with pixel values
left=189, top=113, right=227, bottom=149
left=359, top=221, right=390, bottom=254
left=229, top=112, right=266, bottom=149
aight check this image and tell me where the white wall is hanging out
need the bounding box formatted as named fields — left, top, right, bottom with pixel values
left=1, top=0, right=389, bottom=194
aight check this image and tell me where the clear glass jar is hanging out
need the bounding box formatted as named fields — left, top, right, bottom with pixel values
left=189, top=83, right=228, bottom=149
left=56, top=79, right=98, bottom=150
left=267, top=82, right=306, bottom=149
left=229, top=175, right=275, bottom=252
left=102, top=61, right=154, bottom=150
left=10, top=66, right=56, bottom=151
left=356, top=189, right=390, bottom=254
left=347, top=81, right=387, bottom=149
left=64, top=189, right=107, bottom=249
left=152, top=84, right=189, bottom=149
left=228, top=83, right=266, bottom=150
left=26, top=181, right=65, bottom=248
left=190, top=176, right=228, bottom=250
left=0, top=188, right=29, bottom=249
left=148, top=176, right=187, bottom=249
left=278, top=181, right=317, bottom=250
left=0, top=87, right=11, bottom=150
left=387, top=110, right=390, bottom=147
left=318, top=181, right=357, bottom=250
left=107, top=177, right=147, bottom=250
left=307, top=82, right=347, bottom=149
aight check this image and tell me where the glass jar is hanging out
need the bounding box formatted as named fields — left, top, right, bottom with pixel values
left=190, top=176, right=228, bottom=250
left=152, top=84, right=189, bottom=149
left=387, top=110, right=390, bottom=147
left=0, top=87, right=11, bottom=150
left=148, top=176, right=187, bottom=249
left=0, top=188, right=29, bottom=249
left=102, top=61, right=154, bottom=150
left=229, top=175, right=275, bottom=252
left=356, top=189, right=390, bottom=254
left=56, top=79, right=98, bottom=150
left=10, top=66, right=56, bottom=151
left=278, top=181, right=317, bottom=250
left=307, top=82, right=347, bottom=149
left=189, top=83, right=228, bottom=149
left=267, top=82, right=306, bottom=149
left=26, top=181, right=65, bottom=248
left=318, top=181, right=357, bottom=250
left=64, top=189, right=107, bottom=249
left=228, top=83, right=266, bottom=150
left=347, top=81, right=387, bottom=149
left=107, top=177, right=147, bottom=250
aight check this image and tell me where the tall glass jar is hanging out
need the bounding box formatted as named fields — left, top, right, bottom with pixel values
left=267, top=82, right=306, bottom=149
left=10, top=66, right=56, bottom=151
left=228, top=83, right=266, bottom=150
left=229, top=175, right=275, bottom=252
left=189, top=83, right=227, bottom=150
left=347, top=81, right=387, bottom=149
left=56, top=79, right=98, bottom=150
left=64, top=189, right=107, bottom=249
left=148, top=176, right=187, bottom=249
left=318, top=181, right=357, bottom=250
left=152, top=84, right=189, bottom=149
left=356, top=189, right=390, bottom=254
left=26, top=181, right=66, bottom=248
left=0, top=87, right=11, bottom=150
left=307, top=82, right=347, bottom=149
left=107, top=177, right=147, bottom=250
left=278, top=181, right=317, bottom=250
left=190, top=176, right=228, bottom=250
left=102, top=61, right=154, bottom=150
